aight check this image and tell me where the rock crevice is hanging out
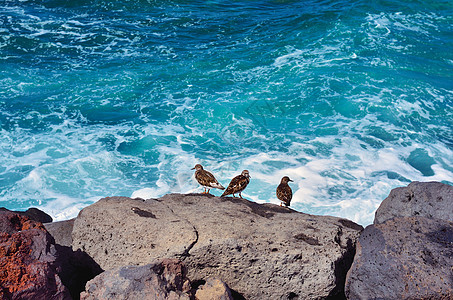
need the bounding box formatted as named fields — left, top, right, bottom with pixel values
left=159, top=200, right=200, bottom=260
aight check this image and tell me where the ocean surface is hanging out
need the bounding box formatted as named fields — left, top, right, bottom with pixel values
left=1, top=0, right=452, bottom=225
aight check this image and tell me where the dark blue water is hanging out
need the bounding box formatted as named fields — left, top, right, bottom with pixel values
left=1, top=0, right=452, bottom=224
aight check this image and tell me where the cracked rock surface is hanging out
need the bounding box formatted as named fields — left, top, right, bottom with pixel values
left=72, top=194, right=363, bottom=299
left=72, top=197, right=197, bottom=270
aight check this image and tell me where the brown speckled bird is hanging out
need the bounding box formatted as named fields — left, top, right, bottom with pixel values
left=221, top=170, right=251, bottom=198
left=192, top=164, right=225, bottom=194
left=276, top=176, right=293, bottom=207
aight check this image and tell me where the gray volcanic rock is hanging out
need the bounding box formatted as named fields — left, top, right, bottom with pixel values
left=0, top=207, right=53, bottom=224
left=72, top=194, right=363, bottom=299
left=22, top=207, right=53, bottom=223
left=45, top=219, right=75, bottom=247
left=374, top=181, right=453, bottom=224
left=72, top=197, right=198, bottom=269
left=80, top=259, right=191, bottom=300
left=345, top=217, right=453, bottom=300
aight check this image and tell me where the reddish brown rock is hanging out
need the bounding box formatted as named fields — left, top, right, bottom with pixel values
left=0, top=210, right=70, bottom=300
left=195, top=277, right=233, bottom=300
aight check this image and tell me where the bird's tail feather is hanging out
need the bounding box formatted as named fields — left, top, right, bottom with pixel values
left=210, top=182, right=225, bottom=190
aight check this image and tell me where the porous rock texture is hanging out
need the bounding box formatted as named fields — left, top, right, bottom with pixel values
left=80, top=259, right=191, bottom=300
left=72, top=196, right=197, bottom=269
left=346, top=182, right=453, bottom=300
left=0, top=210, right=70, bottom=299
left=345, top=217, right=453, bottom=300
left=72, top=194, right=363, bottom=299
left=374, top=181, right=453, bottom=224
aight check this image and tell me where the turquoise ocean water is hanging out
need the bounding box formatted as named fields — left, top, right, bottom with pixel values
left=1, top=0, right=452, bottom=225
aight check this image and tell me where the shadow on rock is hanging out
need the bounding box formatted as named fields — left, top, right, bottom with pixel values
left=56, top=245, right=103, bottom=300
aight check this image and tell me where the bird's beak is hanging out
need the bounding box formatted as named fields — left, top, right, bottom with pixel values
left=289, top=179, right=293, bottom=182
left=191, top=167, right=195, bottom=170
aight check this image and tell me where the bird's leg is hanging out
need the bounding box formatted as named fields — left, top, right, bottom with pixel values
left=207, top=188, right=211, bottom=194
left=202, top=187, right=206, bottom=194
left=239, top=192, right=243, bottom=198
left=232, top=193, right=235, bottom=198
left=280, top=202, right=282, bottom=207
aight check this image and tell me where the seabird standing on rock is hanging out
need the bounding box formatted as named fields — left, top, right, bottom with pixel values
left=221, top=170, right=251, bottom=198
left=277, top=176, right=293, bottom=207
left=192, top=164, right=225, bottom=194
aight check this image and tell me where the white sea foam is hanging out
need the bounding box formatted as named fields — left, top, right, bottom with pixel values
left=235, top=140, right=453, bottom=225
left=3, top=103, right=445, bottom=225
left=2, top=1, right=452, bottom=228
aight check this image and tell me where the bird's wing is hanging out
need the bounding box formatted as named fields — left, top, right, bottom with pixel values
left=227, top=175, right=249, bottom=192
left=197, top=170, right=224, bottom=189
left=277, top=184, right=292, bottom=203
left=196, top=170, right=213, bottom=185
